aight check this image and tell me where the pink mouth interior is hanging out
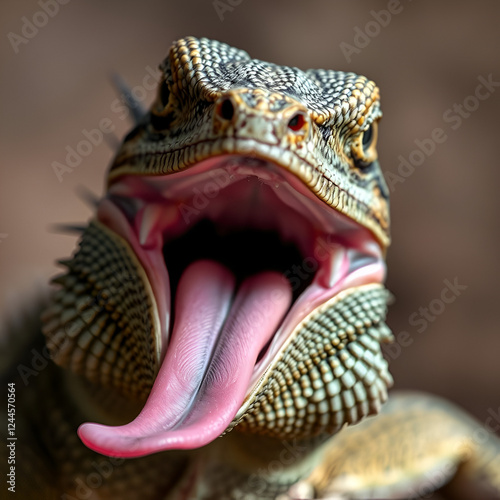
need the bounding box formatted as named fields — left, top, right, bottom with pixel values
left=78, top=156, right=385, bottom=458
left=79, top=260, right=291, bottom=456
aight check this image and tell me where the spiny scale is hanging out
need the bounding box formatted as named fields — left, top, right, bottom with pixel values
left=41, top=220, right=159, bottom=402
left=75, top=184, right=101, bottom=209
left=234, top=285, right=393, bottom=438
left=49, top=223, right=87, bottom=235
left=111, top=72, right=147, bottom=125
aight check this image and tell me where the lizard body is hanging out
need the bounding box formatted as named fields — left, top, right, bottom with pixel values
left=1, top=37, right=499, bottom=499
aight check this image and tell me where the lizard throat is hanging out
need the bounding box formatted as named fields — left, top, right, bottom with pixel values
left=78, top=155, right=386, bottom=457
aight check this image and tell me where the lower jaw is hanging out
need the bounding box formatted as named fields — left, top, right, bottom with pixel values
left=77, top=156, right=388, bottom=457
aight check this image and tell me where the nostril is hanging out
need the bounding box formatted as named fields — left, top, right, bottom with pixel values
left=217, top=98, right=235, bottom=121
left=287, top=113, right=307, bottom=132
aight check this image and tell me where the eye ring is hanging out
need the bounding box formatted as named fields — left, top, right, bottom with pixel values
left=352, top=120, right=379, bottom=165
left=287, top=113, right=306, bottom=132
left=150, top=80, right=174, bottom=131
left=159, top=80, right=170, bottom=107
left=362, top=124, right=374, bottom=151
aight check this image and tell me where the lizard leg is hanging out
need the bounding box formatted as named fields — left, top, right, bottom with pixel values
left=301, top=391, right=500, bottom=499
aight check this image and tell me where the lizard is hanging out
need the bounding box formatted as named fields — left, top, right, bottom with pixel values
left=1, top=36, right=499, bottom=499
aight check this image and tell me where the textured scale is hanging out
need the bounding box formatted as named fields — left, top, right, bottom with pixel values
left=234, top=285, right=393, bottom=438
left=42, top=220, right=160, bottom=401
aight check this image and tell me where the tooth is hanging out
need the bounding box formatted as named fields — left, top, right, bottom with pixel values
left=108, top=182, right=136, bottom=198
left=347, top=249, right=376, bottom=273
left=138, top=205, right=163, bottom=247
left=316, top=241, right=346, bottom=289
left=358, top=238, right=383, bottom=260
left=328, top=246, right=346, bottom=288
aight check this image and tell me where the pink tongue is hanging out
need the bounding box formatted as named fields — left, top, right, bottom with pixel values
left=78, top=260, right=292, bottom=457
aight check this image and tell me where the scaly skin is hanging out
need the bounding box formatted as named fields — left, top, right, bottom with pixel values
left=1, top=37, right=499, bottom=499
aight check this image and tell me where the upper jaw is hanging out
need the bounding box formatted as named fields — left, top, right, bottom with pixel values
left=108, top=90, right=390, bottom=250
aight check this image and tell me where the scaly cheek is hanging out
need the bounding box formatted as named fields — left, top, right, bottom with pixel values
left=41, top=219, right=161, bottom=402
left=233, top=284, right=394, bottom=439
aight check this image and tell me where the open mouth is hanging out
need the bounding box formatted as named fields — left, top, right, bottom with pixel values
left=78, top=155, right=385, bottom=458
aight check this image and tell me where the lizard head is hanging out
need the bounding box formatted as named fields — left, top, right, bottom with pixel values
left=42, top=37, right=393, bottom=458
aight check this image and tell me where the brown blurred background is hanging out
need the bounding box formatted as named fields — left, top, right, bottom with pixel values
left=1, top=0, right=499, bottom=438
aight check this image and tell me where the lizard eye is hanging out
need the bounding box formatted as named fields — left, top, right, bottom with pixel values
left=159, top=80, right=170, bottom=107
left=151, top=80, right=174, bottom=131
left=287, top=113, right=306, bottom=132
left=362, top=124, right=374, bottom=151
left=351, top=120, right=379, bottom=165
